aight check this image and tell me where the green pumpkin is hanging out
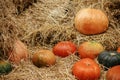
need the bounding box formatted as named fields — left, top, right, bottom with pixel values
left=0, top=60, right=12, bottom=75
left=97, top=51, right=120, bottom=68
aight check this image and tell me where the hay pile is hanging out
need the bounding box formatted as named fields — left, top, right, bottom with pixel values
left=0, top=0, right=19, bottom=58
left=0, top=52, right=79, bottom=80
left=0, top=0, right=15, bottom=17
left=0, top=18, right=19, bottom=59
left=13, top=0, right=37, bottom=14
left=0, top=0, right=37, bottom=58
left=13, top=0, right=120, bottom=50
left=0, top=0, right=120, bottom=80
left=0, top=47, right=106, bottom=80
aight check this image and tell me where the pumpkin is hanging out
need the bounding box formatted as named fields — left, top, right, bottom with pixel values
left=106, top=65, right=120, bottom=80
left=75, top=8, right=109, bottom=35
left=117, top=47, right=120, bottom=53
left=53, top=41, right=77, bottom=57
left=97, top=51, right=120, bottom=68
left=0, top=60, right=12, bottom=75
left=8, top=40, right=28, bottom=64
left=32, top=49, right=56, bottom=67
left=78, top=41, right=104, bottom=59
left=72, top=58, right=101, bottom=80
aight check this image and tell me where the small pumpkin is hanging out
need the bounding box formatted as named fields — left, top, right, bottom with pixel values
left=8, top=39, right=28, bottom=64
left=75, top=8, right=109, bottom=35
left=117, top=47, right=120, bottom=53
left=32, top=49, right=56, bottom=67
left=106, top=65, right=120, bottom=80
left=72, top=58, right=101, bottom=80
left=53, top=41, right=77, bottom=57
left=78, top=41, right=104, bottom=59
left=97, top=51, right=120, bottom=68
left=0, top=60, right=12, bottom=75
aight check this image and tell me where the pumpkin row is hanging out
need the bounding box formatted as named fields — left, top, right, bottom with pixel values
left=5, top=40, right=120, bottom=68
left=52, top=41, right=120, bottom=80
left=1, top=40, right=120, bottom=80
left=1, top=58, right=120, bottom=80
left=53, top=40, right=120, bottom=68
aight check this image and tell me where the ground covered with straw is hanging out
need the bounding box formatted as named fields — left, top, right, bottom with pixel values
left=0, top=0, right=120, bottom=80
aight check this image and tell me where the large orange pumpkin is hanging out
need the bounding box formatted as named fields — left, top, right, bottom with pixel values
left=106, top=65, right=120, bottom=80
left=32, top=49, right=56, bottom=67
left=72, top=58, right=101, bottom=80
left=53, top=41, right=77, bottom=57
left=78, top=41, right=104, bottom=59
left=75, top=8, right=109, bottom=35
left=8, top=40, right=28, bottom=64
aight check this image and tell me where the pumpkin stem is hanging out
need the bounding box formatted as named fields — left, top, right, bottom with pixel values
left=110, top=53, right=116, bottom=56
left=87, top=63, right=90, bottom=66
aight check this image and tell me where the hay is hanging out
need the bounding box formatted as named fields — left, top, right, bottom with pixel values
left=0, top=0, right=20, bottom=59
left=22, top=25, right=77, bottom=47
left=12, top=0, right=120, bottom=50
left=0, top=18, right=19, bottom=58
left=0, top=0, right=120, bottom=80
left=13, top=0, right=37, bottom=14
left=0, top=49, right=106, bottom=80
left=0, top=0, right=36, bottom=58
left=0, top=46, right=106, bottom=80
left=21, top=23, right=120, bottom=50
left=105, top=0, right=120, bottom=23
left=0, top=53, right=79, bottom=80
left=0, top=0, right=16, bottom=17
left=0, top=0, right=37, bottom=16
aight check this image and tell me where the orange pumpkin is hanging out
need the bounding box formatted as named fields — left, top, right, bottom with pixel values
left=53, top=41, right=77, bottom=57
left=8, top=40, right=28, bottom=64
left=106, top=65, right=120, bottom=80
left=78, top=41, right=104, bottom=59
left=72, top=58, right=101, bottom=80
left=117, top=47, right=120, bottom=53
left=75, top=8, right=109, bottom=35
left=32, top=49, right=56, bottom=67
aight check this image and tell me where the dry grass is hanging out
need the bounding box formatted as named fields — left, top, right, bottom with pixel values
left=0, top=0, right=37, bottom=58
left=0, top=47, right=106, bottom=80
left=12, top=0, right=120, bottom=50
left=0, top=0, right=120, bottom=80
left=0, top=0, right=19, bottom=58
left=0, top=52, right=79, bottom=80
left=0, top=18, right=19, bottom=59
